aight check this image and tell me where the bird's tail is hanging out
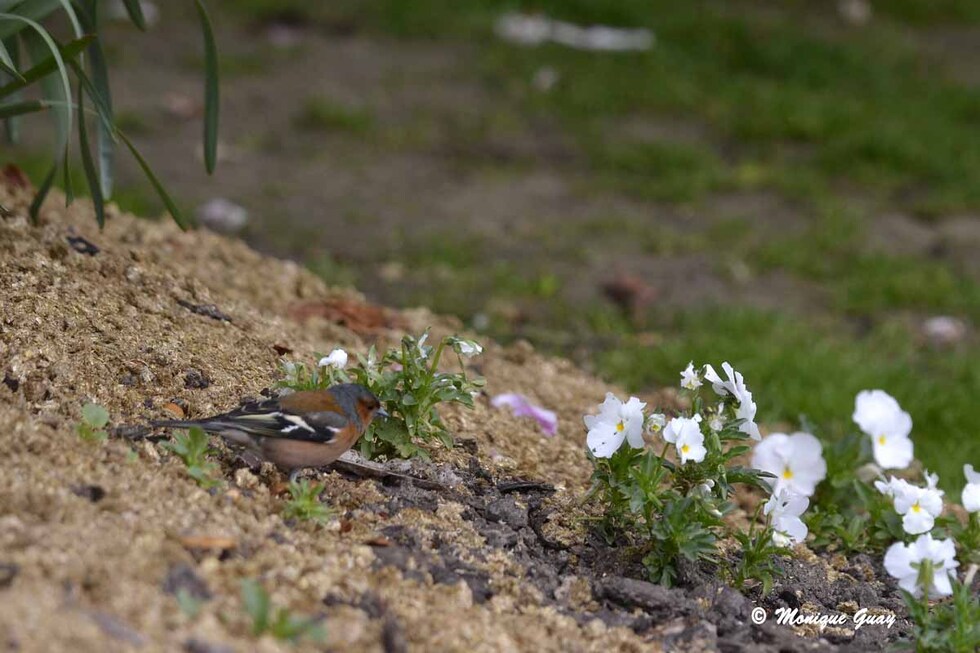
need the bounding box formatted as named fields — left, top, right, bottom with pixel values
left=151, top=419, right=207, bottom=430
left=151, top=419, right=255, bottom=449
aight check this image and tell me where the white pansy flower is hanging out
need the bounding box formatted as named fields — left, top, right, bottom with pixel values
left=691, top=479, right=715, bottom=497
left=874, top=475, right=909, bottom=498
left=764, top=489, right=809, bottom=546
left=963, top=464, right=980, bottom=513
left=318, top=348, right=349, bottom=369
left=852, top=390, right=914, bottom=470
left=646, top=413, right=666, bottom=435
left=884, top=533, right=959, bottom=599
left=703, top=361, right=751, bottom=399
left=584, top=393, right=647, bottom=458
left=703, top=362, right=761, bottom=440
left=751, top=432, right=827, bottom=497
left=662, top=414, right=701, bottom=443
left=663, top=415, right=706, bottom=464
left=708, top=404, right=725, bottom=433
left=451, top=338, right=483, bottom=358
left=680, top=361, right=702, bottom=391
left=877, top=475, right=944, bottom=535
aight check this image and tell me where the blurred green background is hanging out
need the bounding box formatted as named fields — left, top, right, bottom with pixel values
left=6, top=0, right=980, bottom=490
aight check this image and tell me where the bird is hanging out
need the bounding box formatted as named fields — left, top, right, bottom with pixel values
left=152, top=383, right=387, bottom=481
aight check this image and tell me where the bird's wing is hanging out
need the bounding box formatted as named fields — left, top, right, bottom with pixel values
left=209, top=393, right=349, bottom=443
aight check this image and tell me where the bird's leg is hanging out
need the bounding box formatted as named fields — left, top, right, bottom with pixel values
left=288, top=468, right=303, bottom=484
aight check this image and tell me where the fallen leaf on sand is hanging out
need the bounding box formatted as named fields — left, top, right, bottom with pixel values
left=177, top=534, right=237, bottom=551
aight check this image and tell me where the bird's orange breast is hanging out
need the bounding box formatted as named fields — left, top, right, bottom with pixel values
left=260, top=434, right=356, bottom=470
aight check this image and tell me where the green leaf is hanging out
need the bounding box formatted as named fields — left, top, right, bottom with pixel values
left=116, top=130, right=190, bottom=228
left=193, top=0, right=218, bottom=174
left=0, top=34, right=21, bottom=80
left=81, top=403, right=109, bottom=428
left=175, top=588, right=204, bottom=618
left=77, top=84, right=105, bottom=227
left=2, top=18, right=79, bottom=180
left=28, top=163, right=55, bottom=223
left=0, top=34, right=91, bottom=98
left=1, top=35, right=21, bottom=143
left=119, top=0, right=147, bottom=31
left=52, top=0, right=84, bottom=38
left=76, top=0, right=114, bottom=198
left=0, top=98, right=44, bottom=118
left=241, top=579, right=270, bottom=635
left=61, top=140, right=73, bottom=204
left=0, top=0, right=72, bottom=39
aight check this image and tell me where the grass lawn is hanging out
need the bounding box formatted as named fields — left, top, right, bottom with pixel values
left=302, top=0, right=980, bottom=488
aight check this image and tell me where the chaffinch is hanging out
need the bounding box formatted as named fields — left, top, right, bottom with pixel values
left=153, top=383, right=386, bottom=480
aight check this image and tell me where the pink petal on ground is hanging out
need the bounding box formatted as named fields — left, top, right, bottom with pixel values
left=491, top=393, right=558, bottom=436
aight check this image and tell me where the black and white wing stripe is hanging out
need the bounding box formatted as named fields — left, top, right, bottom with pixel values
left=212, top=398, right=348, bottom=443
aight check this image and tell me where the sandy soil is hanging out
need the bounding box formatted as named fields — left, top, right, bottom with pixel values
left=0, top=178, right=649, bottom=652
left=0, top=180, right=917, bottom=652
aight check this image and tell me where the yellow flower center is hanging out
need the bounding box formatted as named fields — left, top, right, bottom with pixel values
left=782, top=467, right=794, bottom=480
left=616, top=421, right=625, bottom=432
left=912, top=502, right=921, bottom=513
left=878, top=435, right=887, bottom=446
left=681, top=444, right=690, bottom=454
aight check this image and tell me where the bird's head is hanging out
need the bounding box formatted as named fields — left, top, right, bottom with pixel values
left=331, top=383, right=387, bottom=427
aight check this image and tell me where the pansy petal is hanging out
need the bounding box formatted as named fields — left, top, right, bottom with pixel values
left=963, top=483, right=980, bottom=513
left=920, top=491, right=944, bottom=517
left=625, top=426, right=646, bottom=449
left=902, top=510, right=935, bottom=535
left=778, top=515, right=808, bottom=544
left=898, top=575, right=921, bottom=597
left=929, top=571, right=953, bottom=599
left=873, top=435, right=914, bottom=470
left=587, top=422, right=624, bottom=458
left=884, top=542, right=915, bottom=579
left=965, top=464, right=980, bottom=484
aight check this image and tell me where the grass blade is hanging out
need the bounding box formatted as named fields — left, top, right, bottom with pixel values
left=77, top=0, right=114, bottom=198
left=0, top=34, right=22, bottom=80
left=28, top=163, right=56, bottom=224
left=0, top=98, right=44, bottom=118
left=116, top=130, right=190, bottom=229
left=0, top=0, right=74, bottom=39
left=1, top=35, right=20, bottom=142
left=0, top=16, right=76, bottom=162
left=0, top=34, right=91, bottom=97
left=193, top=0, right=218, bottom=174
left=68, top=60, right=111, bottom=133
left=62, top=141, right=73, bottom=204
left=21, top=27, right=70, bottom=166
left=77, top=84, right=105, bottom=228
left=119, top=0, right=147, bottom=31
left=52, top=0, right=83, bottom=39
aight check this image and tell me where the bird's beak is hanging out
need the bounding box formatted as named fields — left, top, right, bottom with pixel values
left=376, top=407, right=390, bottom=419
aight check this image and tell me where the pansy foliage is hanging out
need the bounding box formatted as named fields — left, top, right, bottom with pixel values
left=586, top=363, right=780, bottom=589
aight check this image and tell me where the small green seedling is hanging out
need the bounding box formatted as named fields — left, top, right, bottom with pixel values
left=282, top=480, right=333, bottom=524
left=77, top=403, right=110, bottom=442
left=730, top=505, right=788, bottom=596
left=241, top=579, right=325, bottom=643
left=901, top=576, right=980, bottom=653
left=161, top=426, right=223, bottom=489
left=175, top=588, right=205, bottom=619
